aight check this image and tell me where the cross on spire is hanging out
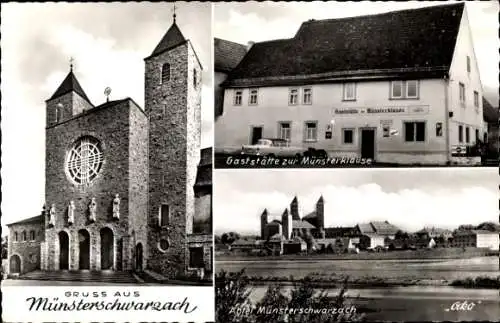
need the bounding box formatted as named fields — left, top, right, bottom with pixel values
left=173, top=3, right=177, bottom=23
left=69, top=57, right=74, bottom=71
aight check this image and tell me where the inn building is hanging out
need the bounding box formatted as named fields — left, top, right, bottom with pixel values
left=215, top=3, right=486, bottom=165
left=6, top=15, right=213, bottom=281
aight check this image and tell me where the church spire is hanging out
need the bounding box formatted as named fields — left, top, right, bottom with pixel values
left=47, top=60, right=91, bottom=103
left=173, top=2, right=177, bottom=23
left=148, top=4, right=186, bottom=58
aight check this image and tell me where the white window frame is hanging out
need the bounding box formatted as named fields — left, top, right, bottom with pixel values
left=342, top=83, right=356, bottom=101
left=302, top=88, right=312, bottom=105
left=289, top=88, right=299, bottom=105
left=390, top=81, right=404, bottom=99
left=405, top=80, right=419, bottom=99
left=304, top=121, right=318, bottom=142
left=404, top=121, right=426, bottom=142
left=159, top=204, right=170, bottom=227
left=342, top=128, right=355, bottom=144
left=278, top=122, right=291, bottom=141
left=249, top=89, right=258, bottom=106
left=234, top=90, right=243, bottom=106
left=459, top=83, right=465, bottom=103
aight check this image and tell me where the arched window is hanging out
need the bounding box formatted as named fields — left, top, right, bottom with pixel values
left=193, top=69, right=197, bottom=87
left=22, top=231, right=27, bottom=241
left=14, top=232, right=18, bottom=242
left=161, top=63, right=170, bottom=84
left=30, top=230, right=35, bottom=241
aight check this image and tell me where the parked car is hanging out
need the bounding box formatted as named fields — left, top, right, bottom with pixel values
left=241, top=138, right=306, bottom=157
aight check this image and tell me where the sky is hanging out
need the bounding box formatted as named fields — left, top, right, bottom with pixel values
left=214, top=168, right=498, bottom=235
left=214, top=1, right=499, bottom=104
left=0, top=2, right=212, bottom=232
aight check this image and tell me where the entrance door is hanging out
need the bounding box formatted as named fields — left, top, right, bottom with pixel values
left=251, top=127, right=263, bottom=144
left=58, top=231, right=70, bottom=270
left=360, top=129, right=376, bottom=159
left=78, top=230, right=90, bottom=270
left=10, top=255, right=21, bottom=274
left=135, top=243, right=143, bottom=271
left=100, top=227, right=114, bottom=270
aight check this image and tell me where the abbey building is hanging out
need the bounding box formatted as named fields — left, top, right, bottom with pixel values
left=7, top=17, right=212, bottom=282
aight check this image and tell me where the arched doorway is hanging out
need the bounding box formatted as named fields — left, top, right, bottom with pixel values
left=58, top=231, right=70, bottom=270
left=135, top=243, right=143, bottom=271
left=78, top=229, right=91, bottom=270
left=100, top=227, right=114, bottom=270
left=10, top=255, right=21, bottom=274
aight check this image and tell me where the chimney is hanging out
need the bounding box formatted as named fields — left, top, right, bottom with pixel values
left=246, top=41, right=255, bottom=51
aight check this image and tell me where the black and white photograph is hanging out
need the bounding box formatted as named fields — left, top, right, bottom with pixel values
left=214, top=1, right=498, bottom=168
left=214, top=168, right=499, bottom=322
left=1, top=1, right=213, bottom=289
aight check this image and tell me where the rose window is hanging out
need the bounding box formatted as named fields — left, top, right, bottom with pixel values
left=66, top=136, right=103, bottom=185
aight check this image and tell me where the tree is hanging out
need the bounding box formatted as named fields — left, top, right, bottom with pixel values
left=476, top=222, right=500, bottom=232
left=215, top=269, right=253, bottom=323
left=458, top=224, right=475, bottom=231
left=395, top=230, right=409, bottom=240
left=221, top=232, right=241, bottom=245
left=1, top=236, right=7, bottom=259
left=215, top=270, right=364, bottom=323
left=215, top=235, right=222, bottom=244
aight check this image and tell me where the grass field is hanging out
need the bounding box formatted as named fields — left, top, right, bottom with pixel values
left=217, top=256, right=499, bottom=287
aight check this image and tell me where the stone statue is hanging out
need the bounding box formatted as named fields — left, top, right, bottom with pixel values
left=89, top=198, right=97, bottom=222
left=49, top=204, right=56, bottom=226
left=68, top=200, right=75, bottom=225
left=112, top=194, right=120, bottom=219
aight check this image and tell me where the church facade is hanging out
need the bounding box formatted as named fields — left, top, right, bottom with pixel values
left=7, top=17, right=212, bottom=281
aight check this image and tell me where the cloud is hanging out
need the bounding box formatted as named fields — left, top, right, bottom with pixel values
left=0, top=3, right=212, bottom=232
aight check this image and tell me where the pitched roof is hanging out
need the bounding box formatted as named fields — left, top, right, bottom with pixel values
left=292, top=220, right=316, bottom=229
left=482, top=97, right=498, bottom=123
left=371, top=221, right=400, bottom=235
left=194, top=147, right=212, bottom=188
left=7, top=215, right=43, bottom=227
left=302, top=211, right=316, bottom=219
left=150, top=22, right=187, bottom=57
left=214, top=38, right=248, bottom=73
left=48, top=70, right=92, bottom=103
left=357, top=223, right=375, bottom=234
left=224, top=3, right=464, bottom=87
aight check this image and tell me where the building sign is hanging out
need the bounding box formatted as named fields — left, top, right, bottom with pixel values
left=333, top=105, right=429, bottom=115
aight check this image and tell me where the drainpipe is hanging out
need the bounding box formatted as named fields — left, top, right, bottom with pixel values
left=444, top=75, right=451, bottom=165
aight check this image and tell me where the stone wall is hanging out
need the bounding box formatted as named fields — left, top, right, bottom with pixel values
left=46, top=92, right=94, bottom=127
left=127, top=101, right=149, bottom=270
left=45, top=99, right=139, bottom=271
left=144, top=41, right=201, bottom=279
left=8, top=221, right=44, bottom=274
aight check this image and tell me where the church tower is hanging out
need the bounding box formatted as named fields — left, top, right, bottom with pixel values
left=316, top=195, right=325, bottom=230
left=290, top=196, right=300, bottom=220
left=45, top=63, right=94, bottom=127
left=144, top=12, right=202, bottom=278
left=260, top=209, right=268, bottom=240
left=281, top=208, right=292, bottom=240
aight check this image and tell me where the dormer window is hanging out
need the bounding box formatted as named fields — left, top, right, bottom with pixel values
left=160, top=63, right=170, bottom=84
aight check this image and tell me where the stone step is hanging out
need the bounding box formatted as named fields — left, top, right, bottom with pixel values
left=18, top=270, right=140, bottom=284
